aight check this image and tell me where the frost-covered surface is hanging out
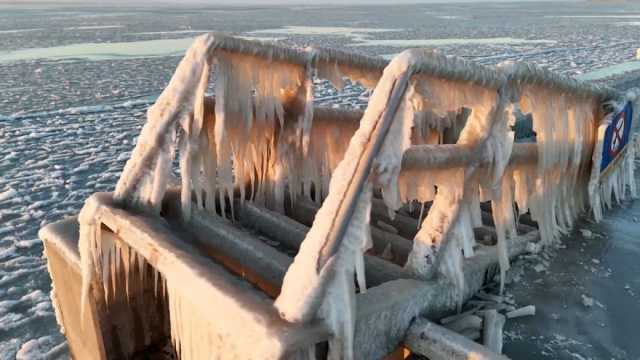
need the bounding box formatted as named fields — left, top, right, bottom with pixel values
left=501, top=175, right=640, bottom=358
left=3, top=2, right=640, bottom=359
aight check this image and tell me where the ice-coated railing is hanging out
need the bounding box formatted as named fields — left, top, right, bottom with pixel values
left=75, top=33, right=638, bottom=359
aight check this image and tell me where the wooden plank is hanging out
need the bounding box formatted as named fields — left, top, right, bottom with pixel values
left=404, top=317, right=509, bottom=360
left=288, top=196, right=413, bottom=262
left=236, top=201, right=411, bottom=287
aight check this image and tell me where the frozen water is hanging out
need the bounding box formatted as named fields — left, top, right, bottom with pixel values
left=351, top=38, right=556, bottom=47
left=549, top=15, right=640, bottom=19
left=577, top=61, right=640, bottom=81
left=247, top=26, right=402, bottom=41
left=0, top=38, right=197, bottom=64
left=0, top=29, right=42, bottom=35
left=129, top=30, right=215, bottom=35
left=63, top=25, right=124, bottom=31
left=2, top=1, right=640, bottom=359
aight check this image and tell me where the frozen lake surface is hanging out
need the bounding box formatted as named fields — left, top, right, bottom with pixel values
left=2, top=2, right=640, bottom=359
left=0, top=38, right=196, bottom=63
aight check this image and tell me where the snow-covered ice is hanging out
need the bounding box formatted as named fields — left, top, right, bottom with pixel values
left=3, top=1, right=640, bottom=358
left=351, top=38, right=556, bottom=47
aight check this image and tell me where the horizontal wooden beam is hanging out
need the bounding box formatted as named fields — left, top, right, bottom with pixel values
left=236, top=200, right=411, bottom=287
left=404, top=317, right=509, bottom=360
left=286, top=196, right=413, bottom=265
left=402, top=143, right=538, bottom=171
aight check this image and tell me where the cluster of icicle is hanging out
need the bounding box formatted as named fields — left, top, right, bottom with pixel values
left=93, top=33, right=383, bottom=360
left=404, top=60, right=626, bottom=298
left=274, top=51, right=436, bottom=360
left=113, top=35, right=380, bottom=219
left=78, top=194, right=284, bottom=359
left=78, top=195, right=166, bottom=324
left=277, top=48, right=512, bottom=358
left=589, top=93, right=640, bottom=222
left=590, top=134, right=639, bottom=221
left=400, top=68, right=516, bottom=300
left=373, top=55, right=634, bottom=304
left=509, top=76, right=599, bottom=247
left=78, top=32, right=638, bottom=359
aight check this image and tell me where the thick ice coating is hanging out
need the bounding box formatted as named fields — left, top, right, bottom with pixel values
left=274, top=50, right=424, bottom=359
left=73, top=32, right=639, bottom=360
left=82, top=34, right=392, bottom=360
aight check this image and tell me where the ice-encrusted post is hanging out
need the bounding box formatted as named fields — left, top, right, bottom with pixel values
left=113, top=34, right=216, bottom=215
left=405, top=84, right=514, bottom=295
left=274, top=51, right=422, bottom=360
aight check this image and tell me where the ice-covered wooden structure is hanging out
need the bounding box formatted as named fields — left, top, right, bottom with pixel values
left=39, top=33, right=639, bottom=359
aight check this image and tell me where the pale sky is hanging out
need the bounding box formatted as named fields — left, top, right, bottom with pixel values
left=8, top=0, right=573, bottom=3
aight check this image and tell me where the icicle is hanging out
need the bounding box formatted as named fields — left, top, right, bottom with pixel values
left=376, top=82, right=417, bottom=218
left=300, top=48, right=317, bottom=156
left=519, top=85, right=597, bottom=245
left=591, top=134, right=640, bottom=219
left=458, top=202, right=476, bottom=258
left=114, top=34, right=214, bottom=213
left=179, top=116, right=194, bottom=222
left=491, top=175, right=516, bottom=294
left=276, top=51, right=430, bottom=359
left=78, top=195, right=105, bottom=321
left=406, top=74, right=502, bottom=281
left=407, top=177, right=463, bottom=278
left=317, top=60, right=345, bottom=91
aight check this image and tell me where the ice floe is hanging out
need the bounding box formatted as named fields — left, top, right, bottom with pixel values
left=0, top=38, right=197, bottom=64
left=351, top=38, right=557, bottom=47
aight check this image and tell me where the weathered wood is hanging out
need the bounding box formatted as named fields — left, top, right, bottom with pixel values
left=187, top=207, right=292, bottom=297
left=480, top=208, right=537, bottom=235
left=370, top=197, right=422, bottom=239
left=165, top=190, right=288, bottom=297
left=236, top=200, right=412, bottom=287
left=506, top=305, right=535, bottom=319
left=286, top=196, right=413, bottom=264
left=404, top=317, right=509, bottom=360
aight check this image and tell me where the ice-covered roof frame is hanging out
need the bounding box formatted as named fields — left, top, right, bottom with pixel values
left=501, top=62, right=620, bottom=102
left=203, top=32, right=387, bottom=84
left=74, top=33, right=637, bottom=360
left=199, top=33, right=621, bottom=101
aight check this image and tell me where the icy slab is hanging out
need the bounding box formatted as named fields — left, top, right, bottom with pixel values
left=0, top=28, right=43, bottom=34
left=0, top=188, right=18, bottom=202
left=63, top=25, right=124, bottom=31
left=351, top=38, right=556, bottom=47
left=548, top=15, right=640, bottom=19
left=128, top=30, right=214, bottom=35
left=0, top=37, right=197, bottom=64
left=247, top=26, right=402, bottom=42
left=577, top=61, right=640, bottom=81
